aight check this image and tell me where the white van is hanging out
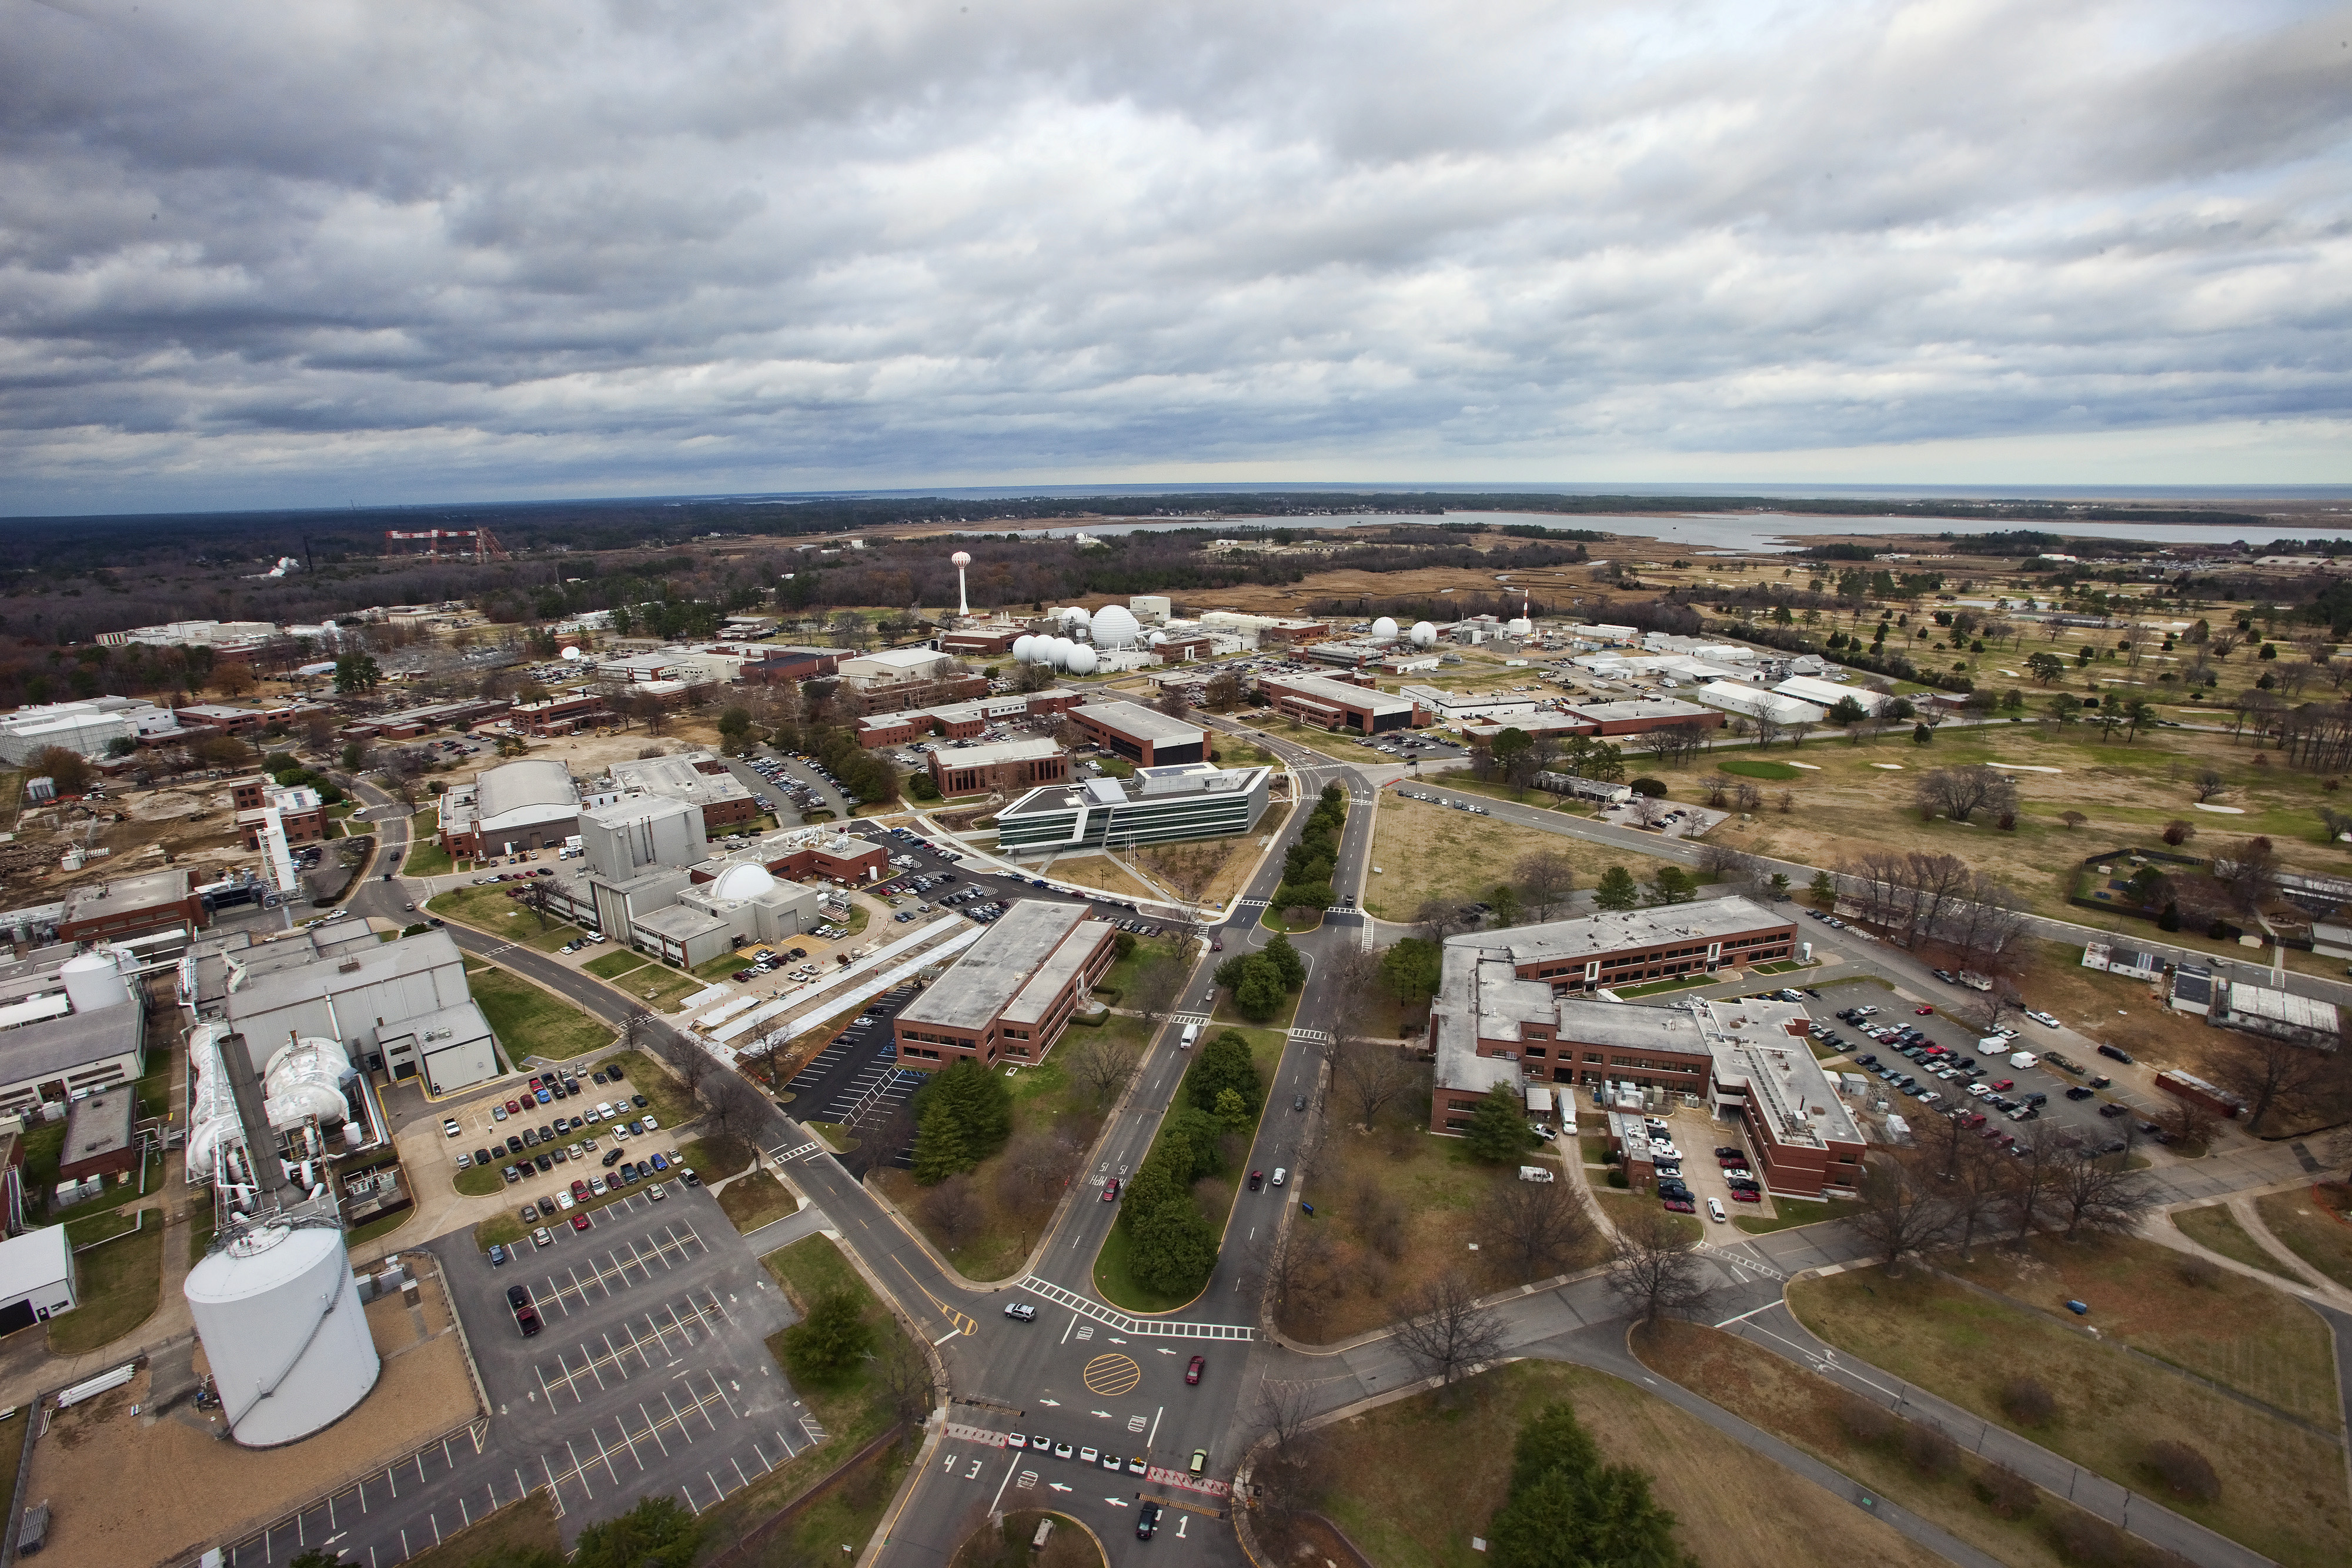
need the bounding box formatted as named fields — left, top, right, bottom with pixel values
left=1180, top=1023, right=1200, bottom=1049
left=1706, top=1197, right=1727, bottom=1223
left=2008, top=1051, right=2039, bottom=1069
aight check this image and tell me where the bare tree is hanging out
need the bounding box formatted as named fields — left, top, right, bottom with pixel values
left=1252, top=1379, right=1322, bottom=1466
left=1003, top=1126, right=1085, bottom=1210
left=918, top=1176, right=982, bottom=1249
left=1846, top=1154, right=1955, bottom=1275
left=2194, top=768, right=2228, bottom=803
left=1334, top=1040, right=1419, bottom=1129
left=1124, top=948, right=1187, bottom=1022
left=1963, top=980, right=2026, bottom=1038
left=703, top=1071, right=770, bottom=1141
left=1322, top=944, right=1389, bottom=1065
left=659, top=1029, right=717, bottom=1096
left=2052, top=1152, right=2153, bottom=1240
left=1476, top=1176, right=1593, bottom=1281
left=1252, top=1219, right=1337, bottom=1331
left=1389, top=1270, right=1507, bottom=1395
left=1942, top=1135, right=2011, bottom=1262
left=1415, top=895, right=1481, bottom=941
left=2205, top=1032, right=2347, bottom=1135
left=1648, top=721, right=1710, bottom=769
left=619, top=1008, right=657, bottom=1056
left=1514, top=850, right=1578, bottom=921
left=1603, top=1206, right=1713, bottom=1326
left=875, top=1325, right=936, bottom=1423
left=2002, top=1121, right=2071, bottom=1245
left=1066, top=1034, right=1138, bottom=1111
left=2214, top=835, right=2280, bottom=914
left=1913, top=764, right=2020, bottom=824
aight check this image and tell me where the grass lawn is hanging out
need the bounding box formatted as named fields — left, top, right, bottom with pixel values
left=678, top=1132, right=755, bottom=1180
left=872, top=1028, right=1130, bottom=1281
left=772, top=1431, right=917, bottom=1567
left=1733, top=1193, right=1857, bottom=1235
left=1718, top=757, right=1802, bottom=781
left=347, top=1208, right=413, bottom=1245
left=691, top=950, right=747, bottom=980
left=1258, top=905, right=1323, bottom=932
left=400, top=811, right=453, bottom=877
left=2171, top=1203, right=2305, bottom=1282
left=584, top=949, right=650, bottom=981
left=2253, top=1186, right=2352, bottom=1290
left=1637, top=1320, right=2146, bottom=1568
left=64, top=1208, right=143, bottom=1246
left=466, top=964, right=612, bottom=1062
left=1280, top=1098, right=1612, bottom=1343
left=620, top=962, right=707, bottom=1012
left=48, top=1222, right=163, bottom=1353
left=1096, top=935, right=1188, bottom=1005
left=1312, top=1356, right=1947, bottom=1568
left=605, top=1049, right=699, bottom=1129
left=1789, top=1258, right=2351, bottom=1564
left=395, top=1490, right=559, bottom=1568
left=1615, top=974, right=1716, bottom=998
left=454, top=1164, right=506, bottom=1197
left=0, top=1409, right=26, bottom=1545
left=1093, top=1027, right=1285, bottom=1313
left=425, top=882, right=547, bottom=932
left=717, top=1171, right=798, bottom=1232
left=187, top=1205, right=216, bottom=1265
left=519, top=920, right=590, bottom=953
left=1362, top=788, right=1683, bottom=921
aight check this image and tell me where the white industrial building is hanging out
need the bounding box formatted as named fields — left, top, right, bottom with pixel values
left=1396, top=686, right=1545, bottom=724
left=436, top=757, right=582, bottom=857
left=1773, top=674, right=1885, bottom=714
left=837, top=647, right=953, bottom=687
left=0, top=1226, right=76, bottom=1334
left=0, top=697, right=185, bottom=764
left=0, top=946, right=150, bottom=1119
left=1695, top=681, right=1826, bottom=727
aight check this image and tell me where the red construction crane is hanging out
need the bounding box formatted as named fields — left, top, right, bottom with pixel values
left=383, top=527, right=512, bottom=562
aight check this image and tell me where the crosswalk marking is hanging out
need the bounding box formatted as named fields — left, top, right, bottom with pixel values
left=1014, top=1276, right=1253, bottom=1340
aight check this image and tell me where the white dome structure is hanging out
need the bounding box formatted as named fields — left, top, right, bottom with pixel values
left=1148, top=630, right=1168, bottom=647
left=1065, top=644, right=1098, bottom=676
left=1048, top=636, right=1075, bottom=667
left=1371, top=617, right=1399, bottom=642
left=1410, top=621, right=1437, bottom=647
left=1091, top=604, right=1141, bottom=648
left=1012, top=634, right=1038, bottom=663
left=188, top=1222, right=380, bottom=1447
left=1062, top=606, right=1093, bottom=630
left=711, top=862, right=778, bottom=902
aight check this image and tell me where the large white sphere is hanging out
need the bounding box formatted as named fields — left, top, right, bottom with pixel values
left=1065, top=644, right=1099, bottom=676
left=1371, top=617, right=1400, bottom=643
left=1148, top=630, right=1168, bottom=647
left=1013, top=635, right=1037, bottom=663
left=1092, top=605, right=1141, bottom=648
left=1063, top=606, right=1093, bottom=629
left=1410, top=621, right=1436, bottom=647
left=1049, top=636, right=1075, bottom=666
left=951, top=550, right=972, bottom=567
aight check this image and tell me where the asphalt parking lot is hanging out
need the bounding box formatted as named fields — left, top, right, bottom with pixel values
left=780, top=981, right=926, bottom=1172
left=427, top=1182, right=805, bottom=1522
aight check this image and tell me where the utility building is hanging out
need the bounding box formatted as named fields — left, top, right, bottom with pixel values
left=893, top=901, right=1119, bottom=1069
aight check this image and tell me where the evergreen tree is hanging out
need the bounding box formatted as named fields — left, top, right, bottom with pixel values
left=1234, top=960, right=1287, bottom=1021
left=1165, top=1106, right=1222, bottom=1179
left=1380, top=938, right=1442, bottom=1001
left=1214, top=1086, right=1252, bottom=1135
left=1489, top=883, right=1524, bottom=927
left=2158, top=900, right=2180, bottom=932
left=911, top=1058, right=1012, bottom=1165
left=1593, top=865, right=1639, bottom=911
left=1647, top=866, right=1695, bottom=905
left=779, top=1290, right=874, bottom=1384
left=1464, top=1083, right=1539, bottom=1162
left=1189, top=1031, right=1262, bottom=1114
left=573, top=1498, right=704, bottom=1568
left=1127, top=1198, right=1220, bottom=1295
left=1486, top=1402, right=1696, bottom=1568
left=910, top=1099, right=969, bottom=1185
left=1262, top=932, right=1306, bottom=989
left=1808, top=870, right=1835, bottom=907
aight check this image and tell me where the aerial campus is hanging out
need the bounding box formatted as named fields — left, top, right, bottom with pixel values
left=0, top=509, right=2346, bottom=1568
left=6, top=7, right=2348, bottom=1568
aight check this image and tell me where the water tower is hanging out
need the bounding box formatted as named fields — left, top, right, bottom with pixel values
left=951, top=551, right=972, bottom=617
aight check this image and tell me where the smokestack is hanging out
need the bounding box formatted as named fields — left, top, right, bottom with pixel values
left=218, top=1031, right=289, bottom=1198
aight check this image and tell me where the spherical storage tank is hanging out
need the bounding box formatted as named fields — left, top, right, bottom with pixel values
left=1065, top=644, right=1098, bottom=676
left=1371, top=617, right=1399, bottom=643
left=1090, top=604, right=1141, bottom=649
left=1013, top=634, right=1038, bottom=663
left=186, top=1222, right=380, bottom=1447
left=1410, top=621, right=1437, bottom=647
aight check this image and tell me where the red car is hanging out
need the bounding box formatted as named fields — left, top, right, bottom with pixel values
left=1960, top=1112, right=1986, bottom=1129
left=1989, top=1078, right=2013, bottom=1092
left=506, top=1098, right=523, bottom=1115
left=1247, top=1171, right=1264, bottom=1191
left=1186, top=1356, right=1204, bottom=1385
left=1102, top=1178, right=1121, bottom=1203
left=529, top=1076, right=543, bottom=1091
left=1662, top=1198, right=1695, bottom=1213
left=1915, top=1006, right=1935, bottom=1015
left=1729, top=1189, right=1761, bottom=1203
left=571, top=1213, right=591, bottom=1232
left=570, top=1179, right=590, bottom=1202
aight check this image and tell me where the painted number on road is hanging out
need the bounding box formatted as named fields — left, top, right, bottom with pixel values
left=967, top=1460, right=984, bottom=1479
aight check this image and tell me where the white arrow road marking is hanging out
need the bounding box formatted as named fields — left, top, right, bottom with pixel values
left=1155, top=1348, right=1177, bottom=1356
left=1037, top=1398, right=1061, bottom=1406
left=1091, top=1409, right=1112, bottom=1418
left=1105, top=1499, right=1131, bottom=1508
left=1050, top=1483, right=1073, bottom=1493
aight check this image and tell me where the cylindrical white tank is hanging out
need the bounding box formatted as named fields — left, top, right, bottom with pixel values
left=186, top=1223, right=380, bottom=1447
left=1091, top=605, right=1141, bottom=649
left=60, top=950, right=130, bottom=1014
left=1065, top=645, right=1099, bottom=676
left=1371, top=617, right=1399, bottom=643
left=1411, top=621, right=1437, bottom=647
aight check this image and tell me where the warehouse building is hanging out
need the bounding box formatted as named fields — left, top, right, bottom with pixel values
left=0, top=1226, right=75, bottom=1333
left=1255, top=671, right=1422, bottom=735
left=1772, top=675, right=1886, bottom=714
left=1695, top=681, right=1825, bottom=727
left=1558, top=698, right=1724, bottom=737
left=1070, top=701, right=1207, bottom=766
left=995, top=762, right=1272, bottom=855
left=930, top=737, right=1070, bottom=796
left=893, top=901, right=1120, bottom=1069
left=0, top=947, right=150, bottom=1119
left=608, top=750, right=760, bottom=830
left=436, top=758, right=580, bottom=857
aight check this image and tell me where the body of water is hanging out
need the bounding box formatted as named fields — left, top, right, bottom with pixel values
left=972, top=510, right=2352, bottom=553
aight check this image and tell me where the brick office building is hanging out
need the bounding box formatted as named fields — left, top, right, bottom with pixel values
left=1475, top=897, right=1796, bottom=993
left=893, top=901, right=1120, bottom=1069
left=928, top=737, right=1070, bottom=796
left=1070, top=701, right=1207, bottom=767
left=1255, top=670, right=1423, bottom=735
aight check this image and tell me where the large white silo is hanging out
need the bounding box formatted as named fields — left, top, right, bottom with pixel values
left=59, top=950, right=129, bottom=1014
left=186, top=1221, right=380, bottom=1447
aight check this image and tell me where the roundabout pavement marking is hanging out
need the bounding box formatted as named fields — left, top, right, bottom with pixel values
left=1083, top=1352, right=1142, bottom=1396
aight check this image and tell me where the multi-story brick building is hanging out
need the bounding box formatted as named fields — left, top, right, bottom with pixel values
left=893, top=901, right=1119, bottom=1069
left=1472, top=897, right=1796, bottom=994
left=928, top=737, right=1069, bottom=796
left=1069, top=701, right=1206, bottom=766
left=1255, top=671, right=1423, bottom=735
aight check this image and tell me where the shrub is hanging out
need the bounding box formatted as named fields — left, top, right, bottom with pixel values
left=2048, top=1511, right=2130, bottom=1566
left=1629, top=777, right=1667, bottom=798
left=2000, top=1375, right=2055, bottom=1427
left=1903, top=1420, right=1959, bottom=1477
left=2143, top=1439, right=2220, bottom=1502
left=2174, top=1255, right=2220, bottom=1289
left=1972, top=1464, right=2038, bottom=1520
left=1836, top=1395, right=1899, bottom=1446
left=1605, top=1168, right=1628, bottom=1189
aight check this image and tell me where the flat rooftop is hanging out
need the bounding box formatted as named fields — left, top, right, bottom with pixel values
left=897, top=901, right=1091, bottom=1033
left=1260, top=672, right=1416, bottom=714
left=1562, top=698, right=1719, bottom=722
left=997, top=763, right=1269, bottom=820
left=1451, top=896, right=1788, bottom=967
left=1074, top=701, right=1205, bottom=744
left=934, top=737, right=1062, bottom=769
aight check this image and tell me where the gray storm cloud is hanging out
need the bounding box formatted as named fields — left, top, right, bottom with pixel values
left=1, top=0, right=2346, bottom=510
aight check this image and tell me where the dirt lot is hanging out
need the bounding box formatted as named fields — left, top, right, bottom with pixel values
left=1312, top=1357, right=1949, bottom=1568
left=26, top=1271, right=477, bottom=1568
left=1362, top=789, right=1681, bottom=921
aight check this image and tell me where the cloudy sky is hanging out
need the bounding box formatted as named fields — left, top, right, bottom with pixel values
left=3, top=0, right=2347, bottom=514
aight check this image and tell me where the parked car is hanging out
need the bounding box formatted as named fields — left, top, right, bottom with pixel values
left=1004, top=1302, right=1037, bottom=1321
left=2097, top=1044, right=2134, bottom=1064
